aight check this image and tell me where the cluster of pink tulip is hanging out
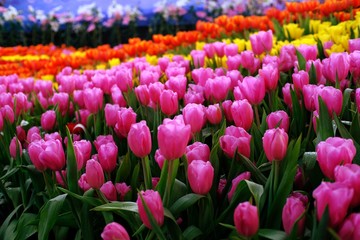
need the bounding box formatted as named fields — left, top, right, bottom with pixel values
left=2, top=29, right=360, bottom=239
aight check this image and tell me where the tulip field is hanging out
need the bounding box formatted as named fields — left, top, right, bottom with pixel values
left=2, top=0, right=360, bottom=239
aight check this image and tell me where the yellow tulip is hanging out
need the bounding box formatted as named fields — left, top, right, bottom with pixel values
left=108, top=58, right=120, bottom=68
left=283, top=23, right=304, bottom=40
left=233, top=39, right=246, bottom=52
left=196, top=41, right=206, bottom=51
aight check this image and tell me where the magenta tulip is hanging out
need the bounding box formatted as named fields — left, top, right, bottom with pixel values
left=204, top=76, right=231, bottom=103
left=191, top=68, right=214, bottom=87
left=224, top=43, right=239, bottom=57
left=335, top=164, right=360, bottom=207
left=205, top=104, right=222, bottom=125
left=313, top=181, right=353, bottom=227
left=78, top=173, right=91, bottom=192
left=220, top=126, right=251, bottom=158
left=213, top=41, right=226, bottom=57
left=188, top=160, right=214, bottom=195
left=263, top=128, right=288, bottom=162
left=238, top=76, right=265, bottom=105
left=227, top=55, right=242, bottom=71
left=227, top=172, right=251, bottom=201
left=190, top=50, right=206, bottom=68
left=234, top=202, right=259, bottom=237
left=100, top=181, right=117, bottom=201
left=282, top=193, right=308, bottom=235
left=104, top=104, right=120, bottom=127
left=115, top=183, right=131, bottom=201
left=114, top=68, right=133, bottom=92
left=230, top=100, right=253, bottom=131
left=186, top=142, right=210, bottom=164
left=165, top=75, right=187, bottom=99
left=240, top=50, right=260, bottom=74
left=98, top=142, right=118, bottom=173
left=338, top=213, right=360, bottom=240
left=41, top=110, right=56, bottom=131
left=9, top=137, right=22, bottom=158
left=135, top=85, right=150, bottom=106
left=322, top=52, right=350, bottom=83
left=356, top=88, right=360, bottom=113
left=297, top=44, right=317, bottom=61
left=279, top=45, right=297, bottom=72
left=137, top=190, right=164, bottom=229
left=115, top=107, right=137, bottom=138
left=140, top=70, right=160, bottom=86
left=316, top=137, right=356, bottom=179
left=182, top=103, right=206, bottom=134
left=249, top=30, right=273, bottom=55
left=83, top=88, right=103, bottom=113
left=85, top=159, right=104, bottom=189
left=94, top=135, right=114, bottom=151
left=101, top=222, right=130, bottom=240
left=259, top=64, right=279, bottom=92
left=266, top=110, right=290, bottom=132
left=160, top=89, right=178, bottom=116
left=128, top=121, right=152, bottom=158
left=73, top=140, right=92, bottom=171
left=292, top=70, right=309, bottom=95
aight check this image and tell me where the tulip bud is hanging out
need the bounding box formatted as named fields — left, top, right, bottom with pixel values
left=85, top=159, right=104, bottom=189
left=224, top=43, right=239, bottom=57
left=238, top=76, right=265, bottom=105
left=188, top=160, right=214, bottom=195
left=165, top=75, right=187, bottom=100
left=160, top=90, right=178, bottom=116
left=105, top=104, right=120, bottom=127
left=186, top=142, right=210, bottom=164
left=115, top=183, right=131, bottom=201
left=250, top=30, right=273, bottom=55
left=220, top=126, right=251, bottom=158
left=128, top=121, right=152, bottom=158
left=100, top=181, right=117, bottom=201
left=204, top=76, right=231, bottom=103
left=282, top=193, right=308, bottom=235
left=78, top=173, right=91, bottom=192
left=9, top=137, right=22, bottom=158
left=263, top=128, right=288, bottom=162
left=335, top=164, right=360, bottom=207
left=234, top=202, right=259, bottom=237
left=266, top=110, right=290, bottom=132
left=228, top=172, right=251, bottom=201
left=98, top=142, right=118, bottom=173
left=41, top=110, right=56, bottom=131
left=206, top=104, right=222, bottom=125
left=137, top=190, right=164, bottom=229
left=182, top=103, right=206, bottom=134
left=115, top=107, right=137, bottom=138
left=231, top=100, right=253, bottom=131
left=101, top=222, right=130, bottom=240
left=338, top=213, right=360, bottom=240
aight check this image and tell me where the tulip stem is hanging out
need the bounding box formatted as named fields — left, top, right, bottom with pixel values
left=273, top=161, right=280, bottom=195
left=163, top=159, right=179, bottom=207
left=254, top=105, right=261, bottom=127
left=142, top=156, right=152, bottom=189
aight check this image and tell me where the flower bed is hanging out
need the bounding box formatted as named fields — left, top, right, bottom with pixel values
left=1, top=1, right=360, bottom=240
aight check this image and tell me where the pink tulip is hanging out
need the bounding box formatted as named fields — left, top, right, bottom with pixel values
left=85, top=159, right=104, bottom=189
left=110, top=86, right=127, bottom=107
left=165, top=75, right=187, bottom=99
left=282, top=193, right=308, bottom=235
left=98, top=142, right=118, bottom=173
left=105, top=104, right=120, bottom=127
left=115, top=107, right=137, bottom=138
left=238, top=76, right=265, bottom=105
left=303, top=84, right=321, bottom=112
left=182, top=103, right=206, bottom=134
left=292, top=70, right=309, bottom=95
left=135, top=85, right=150, bottom=106
left=149, top=82, right=164, bottom=106
left=100, top=181, right=117, bottom=201
left=94, top=135, right=114, bottom=151
left=160, top=90, right=178, bottom=116
left=41, top=110, right=56, bottom=131
left=227, top=172, right=251, bottom=201
left=335, top=164, right=360, bottom=207
left=28, top=140, right=47, bottom=171
left=297, top=44, right=318, bottom=61
left=315, top=86, right=343, bottom=117
left=184, top=84, right=204, bottom=105
left=114, top=68, right=133, bottom=92
left=356, top=88, right=360, bottom=113
left=259, top=64, right=279, bottom=92
left=115, top=183, right=131, bottom=201
left=230, top=100, right=253, bottom=131
left=186, top=142, right=210, bottom=164
left=140, top=70, right=160, bottom=86
left=213, top=41, right=226, bottom=57
left=349, top=38, right=360, bottom=53
left=188, top=160, right=214, bottom=195
left=34, top=80, right=53, bottom=97
left=13, top=92, right=30, bottom=116
left=206, top=104, right=222, bottom=125
left=137, top=190, right=164, bottom=229
left=338, top=213, right=360, bottom=240
left=224, top=43, right=239, bottom=57
left=27, top=126, right=41, bottom=143
left=190, top=50, right=206, bottom=68
left=78, top=173, right=91, bottom=192
left=158, top=57, right=170, bottom=72
left=250, top=30, right=273, bottom=55
left=220, top=126, right=251, bottom=158
left=83, top=88, right=103, bottom=113
left=350, top=51, right=360, bottom=84
left=316, top=137, right=356, bottom=179
left=282, top=83, right=294, bottom=110
left=266, top=110, right=290, bottom=132
left=306, top=59, right=326, bottom=84
left=226, top=70, right=243, bottom=90
left=227, top=55, right=242, bottom=71
left=191, top=68, right=213, bottom=87
left=1, top=105, right=14, bottom=124
left=313, top=181, right=353, bottom=227
left=263, top=128, right=288, bottom=162
left=165, top=66, right=186, bottom=79
left=203, top=43, right=215, bottom=58
left=240, top=50, right=260, bottom=74
left=16, top=126, right=26, bottom=143
left=204, top=76, right=231, bottom=103
left=9, top=137, right=22, bottom=158
left=222, top=100, right=233, bottom=122
left=101, top=222, right=130, bottom=240
left=52, top=92, right=69, bottom=115
left=55, top=170, right=66, bottom=187
left=0, top=112, right=3, bottom=131
left=44, top=132, right=62, bottom=142
left=234, top=202, right=259, bottom=237
left=154, top=149, right=165, bottom=169
left=128, top=121, right=152, bottom=158
left=322, top=52, right=350, bottom=83
left=73, top=140, right=92, bottom=171
left=157, top=118, right=191, bottom=161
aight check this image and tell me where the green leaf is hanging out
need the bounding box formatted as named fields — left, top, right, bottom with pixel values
left=38, top=194, right=67, bottom=240
left=116, top=152, right=131, bottom=183
left=245, top=180, right=264, bottom=208
left=258, top=229, right=287, bottom=240
left=58, top=188, right=102, bottom=207
left=290, top=89, right=305, bottom=136
left=66, top=127, right=79, bottom=194
left=316, top=97, right=334, bottom=142
left=0, top=205, right=21, bottom=240
left=15, top=213, right=37, bottom=240
left=183, top=226, right=203, bottom=240
left=238, top=154, right=267, bottom=185
left=316, top=38, right=326, bottom=60
left=219, top=223, right=237, bottom=231
left=92, top=201, right=138, bottom=213
left=170, top=193, right=204, bottom=217
left=272, top=19, right=285, bottom=41
left=341, top=88, right=352, bottom=117
left=296, top=50, right=306, bottom=71
left=309, top=63, right=317, bottom=84
left=311, top=207, right=329, bottom=240
left=350, top=112, right=360, bottom=145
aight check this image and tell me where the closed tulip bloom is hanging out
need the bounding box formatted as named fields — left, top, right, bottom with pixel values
left=137, top=190, right=164, bottom=229
left=44, top=132, right=62, bottom=142
left=282, top=194, right=308, bottom=235
left=188, top=160, right=214, bottom=195
left=149, top=82, right=164, bottom=106
left=155, top=149, right=165, bottom=169
left=203, top=43, right=215, bottom=58
left=140, top=70, right=160, bottom=86
left=94, top=135, right=115, bottom=151
left=98, top=142, right=118, bottom=173
left=28, top=140, right=47, bottom=171
left=204, top=76, right=231, bottom=103
left=240, top=50, right=261, bottom=74
left=184, top=84, right=204, bottom=105
left=160, top=90, right=178, bottom=116
left=234, top=202, right=259, bottom=237
left=263, top=128, right=288, bottom=162
left=335, top=164, right=360, bottom=207
left=100, top=181, right=117, bottom=201
left=292, top=70, right=309, bottom=95
left=110, top=86, right=127, bottom=107
left=41, top=139, right=66, bottom=171
left=231, top=100, right=253, bottom=131
left=157, top=118, right=191, bottom=161
left=27, top=126, right=41, bottom=143
left=73, top=140, right=92, bottom=171
left=313, top=181, right=353, bottom=227
left=339, top=213, right=360, bottom=240
left=78, top=173, right=91, bottom=192
left=101, top=222, right=130, bottom=240
left=317, top=137, right=356, bottom=179
left=190, top=50, right=206, bottom=68
left=186, top=142, right=210, bottom=164
left=224, top=43, right=239, bottom=57
left=250, top=30, right=273, bottom=55
left=322, top=52, right=350, bottom=83
left=259, top=64, right=279, bottom=92
left=349, top=39, right=360, bottom=53
left=238, top=76, right=265, bottom=105
left=115, top=182, right=131, bottom=201
left=128, top=121, right=152, bottom=158
left=9, top=137, right=22, bottom=158
left=86, top=159, right=104, bottom=189
left=115, top=107, right=137, bottom=138
left=165, top=75, right=187, bottom=99
left=1, top=105, right=15, bottom=124
left=135, top=85, right=150, bottom=106
left=316, top=86, right=343, bottom=117
left=51, top=92, right=69, bottom=115
left=191, top=68, right=214, bottom=87
left=279, top=45, right=297, bottom=72
left=297, top=44, right=318, bottom=61
left=227, top=55, right=242, bottom=71
left=282, top=83, right=294, bottom=110
left=158, top=57, right=170, bottom=72
left=213, top=41, right=226, bottom=57
left=350, top=51, right=360, bottom=84
left=41, top=110, right=56, bottom=131
left=222, top=100, right=233, bottom=122
left=220, top=126, right=251, bottom=158
left=83, top=88, right=103, bottom=113
left=306, top=59, right=326, bottom=84
left=114, top=68, right=133, bottom=92
left=303, top=84, right=321, bottom=112
left=227, top=172, right=251, bottom=201
left=206, top=104, right=222, bottom=125
left=182, top=103, right=206, bottom=134
left=266, top=110, right=290, bottom=132
left=105, top=104, right=120, bottom=127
